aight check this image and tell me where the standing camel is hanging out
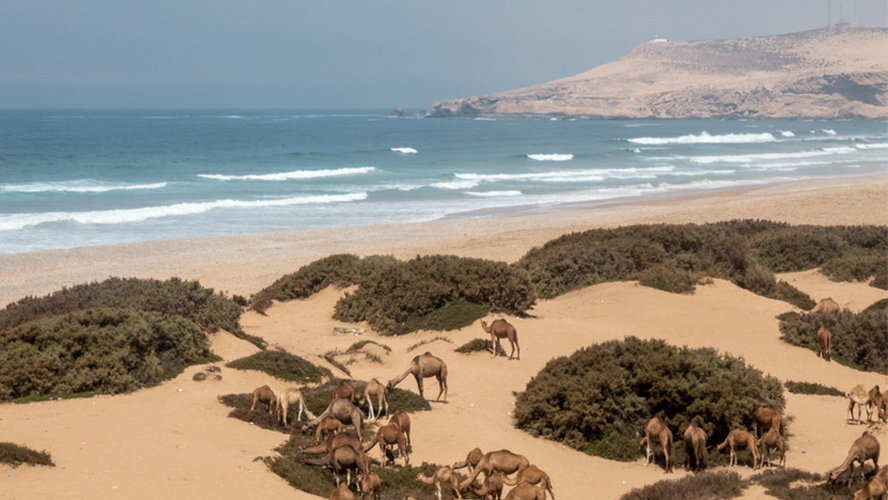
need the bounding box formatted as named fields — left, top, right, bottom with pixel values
left=388, top=409, right=411, bottom=447
left=305, top=444, right=369, bottom=488
left=303, top=399, right=365, bottom=440
left=386, top=352, right=448, bottom=403
left=867, top=386, right=884, bottom=424
left=417, top=466, right=463, bottom=500
left=459, top=449, right=530, bottom=491
left=501, top=465, right=555, bottom=500
left=717, top=429, right=760, bottom=469
left=480, top=318, right=520, bottom=360
left=251, top=385, right=277, bottom=415
left=829, top=431, right=881, bottom=487
left=852, top=465, right=887, bottom=500
left=363, top=421, right=410, bottom=468
left=364, top=378, right=388, bottom=420
left=817, top=326, right=832, bottom=362
left=452, top=447, right=484, bottom=475
left=751, top=407, right=783, bottom=438
left=848, top=385, right=870, bottom=424
left=683, top=421, right=707, bottom=472
left=756, top=427, right=786, bottom=468
left=334, top=380, right=361, bottom=405
left=277, top=387, right=315, bottom=425
left=640, top=416, right=673, bottom=473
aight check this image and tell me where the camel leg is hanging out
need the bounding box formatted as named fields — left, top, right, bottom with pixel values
left=645, top=440, right=652, bottom=466
left=436, top=482, right=443, bottom=500
left=413, top=373, right=424, bottom=399
left=368, top=399, right=375, bottom=420
left=435, top=375, right=447, bottom=403
left=451, top=475, right=463, bottom=500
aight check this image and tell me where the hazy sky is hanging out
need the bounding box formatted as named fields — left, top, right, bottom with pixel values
left=2, top=1, right=886, bottom=109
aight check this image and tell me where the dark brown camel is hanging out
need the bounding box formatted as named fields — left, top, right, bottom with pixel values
left=817, top=326, right=832, bottom=362
left=363, top=422, right=409, bottom=468
left=683, top=422, right=707, bottom=472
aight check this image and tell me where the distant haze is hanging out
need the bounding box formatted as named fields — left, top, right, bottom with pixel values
left=2, top=0, right=886, bottom=109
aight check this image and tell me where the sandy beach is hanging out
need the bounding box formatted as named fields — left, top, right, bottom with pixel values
left=1, top=174, right=887, bottom=500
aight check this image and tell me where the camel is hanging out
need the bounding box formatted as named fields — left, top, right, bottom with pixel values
left=364, top=378, right=388, bottom=420
left=852, top=466, right=887, bottom=500
left=868, top=386, right=884, bottom=424
left=305, top=444, right=369, bottom=488
left=473, top=471, right=505, bottom=500
left=683, top=422, right=707, bottom=472
left=717, top=429, right=760, bottom=469
left=251, top=385, right=276, bottom=415
left=502, top=465, right=554, bottom=500
left=817, top=326, right=833, bottom=362
left=751, top=407, right=783, bottom=438
left=480, top=318, right=520, bottom=360
left=504, top=483, right=546, bottom=500
left=386, top=352, right=448, bottom=403
left=277, top=387, right=315, bottom=425
left=756, top=427, right=787, bottom=468
left=315, top=416, right=344, bottom=444
left=334, top=380, right=361, bottom=405
left=459, top=449, right=530, bottom=491
left=812, top=297, right=842, bottom=313
left=639, top=416, right=673, bottom=473
left=388, top=409, right=411, bottom=447
left=363, top=422, right=409, bottom=468
left=358, top=469, right=382, bottom=500
left=453, top=447, right=484, bottom=475
left=329, top=483, right=355, bottom=500
left=299, top=432, right=363, bottom=455
left=417, top=466, right=463, bottom=500
left=829, top=431, right=881, bottom=487
left=849, top=385, right=871, bottom=424
left=303, top=399, right=365, bottom=440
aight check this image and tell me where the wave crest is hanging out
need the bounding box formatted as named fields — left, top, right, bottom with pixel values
left=628, top=131, right=776, bottom=145
left=198, top=167, right=374, bottom=181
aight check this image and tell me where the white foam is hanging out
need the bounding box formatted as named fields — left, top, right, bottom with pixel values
left=780, top=131, right=795, bottom=137
left=628, top=131, right=776, bottom=145
left=431, top=180, right=480, bottom=190
left=465, top=190, right=522, bottom=197
left=391, top=147, right=418, bottom=154
left=856, top=143, right=888, bottom=150
left=198, top=167, right=374, bottom=181
left=527, top=154, right=574, bottom=161
left=1, top=181, right=168, bottom=194
left=455, top=166, right=674, bottom=183
left=674, top=146, right=857, bottom=165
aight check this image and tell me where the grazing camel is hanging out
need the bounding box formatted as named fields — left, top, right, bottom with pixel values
left=364, top=378, right=388, bottom=420
left=315, top=416, right=344, bottom=444
left=683, top=422, right=707, bottom=472
left=817, top=326, right=833, bottom=362
left=363, top=422, right=410, bottom=468
left=305, top=444, right=370, bottom=488
left=849, top=385, right=871, bottom=424
left=502, top=465, right=554, bottom=500
left=852, top=465, right=887, bottom=500
left=756, top=427, right=786, bottom=468
left=388, top=409, right=412, bottom=447
left=480, top=318, right=520, bottom=360
left=453, top=447, right=484, bottom=475
left=387, top=352, right=448, bottom=403
left=459, top=449, right=530, bottom=491
left=717, top=429, right=760, bottom=469
left=417, top=466, right=463, bottom=500
left=277, top=387, right=315, bottom=425
left=751, top=407, right=783, bottom=438
left=829, top=431, right=881, bottom=487
left=329, top=483, right=355, bottom=500
left=867, top=386, right=884, bottom=424
left=358, top=469, right=382, bottom=500
left=812, top=297, right=842, bottom=313
left=300, top=432, right=363, bottom=455
left=251, top=385, right=277, bottom=415
left=639, top=416, right=673, bottom=473
left=303, top=399, right=365, bottom=440
left=473, top=471, right=505, bottom=500
left=504, top=483, right=546, bottom=500
left=334, top=380, right=361, bottom=405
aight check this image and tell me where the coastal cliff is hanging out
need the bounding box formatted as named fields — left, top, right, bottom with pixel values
left=423, top=24, right=888, bottom=120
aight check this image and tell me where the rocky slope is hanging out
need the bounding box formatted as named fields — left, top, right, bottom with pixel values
left=423, top=23, right=888, bottom=120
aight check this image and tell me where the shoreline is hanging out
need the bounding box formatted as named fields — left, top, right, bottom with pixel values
left=1, top=173, right=885, bottom=308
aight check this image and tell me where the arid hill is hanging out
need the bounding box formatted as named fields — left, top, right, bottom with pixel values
left=423, top=23, right=888, bottom=120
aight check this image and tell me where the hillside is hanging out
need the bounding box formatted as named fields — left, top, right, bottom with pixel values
left=423, top=24, right=888, bottom=120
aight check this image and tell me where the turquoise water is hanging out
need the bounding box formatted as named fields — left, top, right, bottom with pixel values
left=1, top=109, right=885, bottom=254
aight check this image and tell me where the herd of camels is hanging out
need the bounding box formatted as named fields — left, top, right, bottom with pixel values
left=245, top=302, right=887, bottom=500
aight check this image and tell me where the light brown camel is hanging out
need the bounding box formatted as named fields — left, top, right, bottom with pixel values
left=480, top=318, right=520, bottom=360
left=329, top=483, right=355, bottom=500
left=829, top=431, right=881, bottom=487
left=683, top=422, right=707, bottom=472
left=388, top=409, right=411, bottom=447
left=867, top=386, right=884, bottom=424
left=852, top=465, right=887, bottom=500
left=717, top=429, right=760, bottom=469
left=386, top=352, right=448, bottom=403
left=299, top=432, right=363, bottom=455
left=502, top=465, right=554, bottom=500
left=277, top=387, right=315, bottom=425
left=315, top=416, right=344, bottom=444
left=756, top=427, right=786, bottom=468
left=812, top=297, right=842, bottom=313
left=639, top=416, right=673, bottom=473
left=303, top=399, right=365, bottom=440
left=459, top=449, right=530, bottom=491
left=358, top=469, right=382, bottom=500
left=817, top=326, right=833, bottom=362
left=305, top=444, right=370, bottom=488
left=364, top=378, right=388, bottom=420
left=751, top=407, right=783, bottom=438
left=251, top=385, right=277, bottom=415
left=417, top=466, right=463, bottom=500
left=473, top=471, right=505, bottom=500
left=334, top=380, right=361, bottom=405
left=848, top=385, right=871, bottom=424
left=452, top=447, right=484, bottom=475
left=363, top=422, right=410, bottom=468
left=504, top=483, right=546, bottom=500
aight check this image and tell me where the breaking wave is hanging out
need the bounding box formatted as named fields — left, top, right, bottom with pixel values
left=628, top=131, right=777, bottom=145
left=198, top=167, right=375, bottom=181
left=1, top=181, right=168, bottom=194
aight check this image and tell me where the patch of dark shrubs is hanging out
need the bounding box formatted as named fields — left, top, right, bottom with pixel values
left=226, top=350, right=332, bottom=384
left=514, top=337, right=784, bottom=462
left=299, top=378, right=430, bottom=416
left=620, top=470, right=746, bottom=500
left=751, top=467, right=855, bottom=500
left=778, top=309, right=888, bottom=373
left=784, top=380, right=844, bottom=397
left=0, top=442, right=55, bottom=468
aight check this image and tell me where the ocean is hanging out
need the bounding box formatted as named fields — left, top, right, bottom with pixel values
left=1, top=109, right=885, bottom=255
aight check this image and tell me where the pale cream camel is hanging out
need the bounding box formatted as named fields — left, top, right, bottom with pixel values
left=867, top=386, right=884, bottom=424
left=717, top=429, right=760, bottom=469
left=812, top=297, right=842, bottom=313
left=852, top=465, right=887, bottom=500
left=502, top=465, right=554, bottom=500
left=364, top=378, right=388, bottom=420
left=388, top=409, right=411, bottom=447
left=315, top=416, right=344, bottom=444
left=363, top=422, right=409, bottom=468
left=848, top=385, right=871, bottom=424
left=751, top=407, right=783, bottom=438
left=817, top=326, right=833, bottom=362
left=756, top=427, right=786, bottom=468
left=251, top=385, right=276, bottom=415
left=683, top=422, right=707, bottom=472
left=829, top=431, right=881, bottom=487
left=277, top=387, right=315, bottom=425
left=459, top=449, right=530, bottom=491
left=358, top=469, right=382, bottom=500
left=329, top=483, right=355, bottom=500
left=334, top=380, right=361, bottom=405
left=480, top=318, right=520, bottom=360
left=473, top=471, right=505, bottom=500
left=303, top=399, right=365, bottom=440
left=452, top=447, right=484, bottom=475
left=639, top=416, right=673, bottom=473
left=305, top=444, right=370, bottom=488
left=417, top=466, right=463, bottom=500
left=504, top=483, right=545, bottom=500
left=386, top=352, right=448, bottom=403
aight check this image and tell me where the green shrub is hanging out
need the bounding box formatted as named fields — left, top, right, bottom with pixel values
left=784, top=381, right=844, bottom=397
left=778, top=309, right=888, bottom=373
left=750, top=468, right=853, bottom=500
left=871, top=274, right=888, bottom=290
left=0, top=443, right=55, bottom=468
left=620, top=470, right=746, bottom=500
left=514, top=337, right=785, bottom=461
left=864, top=299, right=888, bottom=312
left=226, top=350, right=332, bottom=384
